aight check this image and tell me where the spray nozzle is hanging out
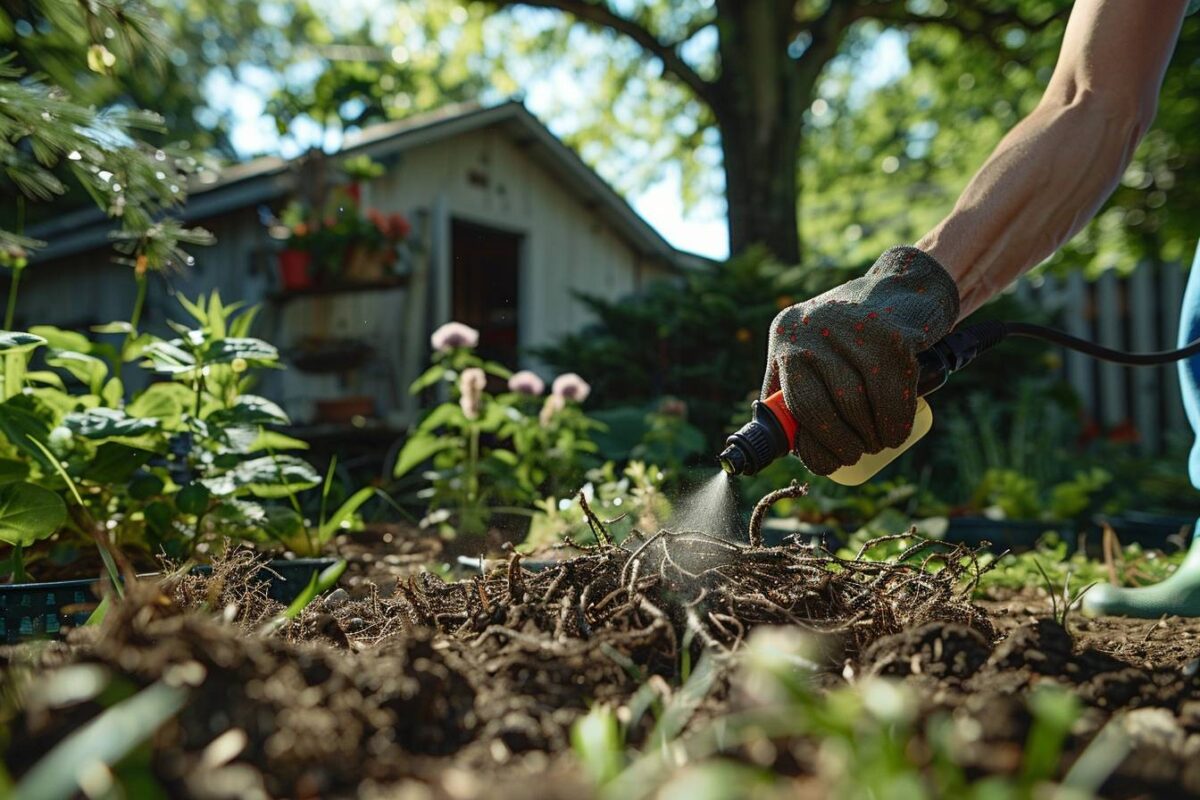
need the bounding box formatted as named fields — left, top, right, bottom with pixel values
left=719, top=398, right=792, bottom=476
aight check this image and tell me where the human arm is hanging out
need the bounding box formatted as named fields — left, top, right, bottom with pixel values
left=918, top=0, right=1188, bottom=317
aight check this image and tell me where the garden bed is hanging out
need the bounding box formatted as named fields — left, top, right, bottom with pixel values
left=4, top=488, right=1200, bottom=798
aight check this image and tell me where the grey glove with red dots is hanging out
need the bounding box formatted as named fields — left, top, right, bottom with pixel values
left=762, top=246, right=961, bottom=476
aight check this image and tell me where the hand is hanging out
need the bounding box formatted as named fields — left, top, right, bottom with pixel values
left=762, top=246, right=960, bottom=475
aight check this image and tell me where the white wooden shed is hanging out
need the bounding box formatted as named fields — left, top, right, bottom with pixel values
left=21, top=101, right=707, bottom=429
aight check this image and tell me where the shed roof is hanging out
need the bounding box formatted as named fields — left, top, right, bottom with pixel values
left=31, top=101, right=714, bottom=269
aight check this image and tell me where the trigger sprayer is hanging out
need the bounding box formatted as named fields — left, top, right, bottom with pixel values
left=719, top=320, right=1200, bottom=485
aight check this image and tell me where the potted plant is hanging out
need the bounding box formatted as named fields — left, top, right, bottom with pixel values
left=271, top=155, right=412, bottom=289
left=0, top=293, right=382, bottom=642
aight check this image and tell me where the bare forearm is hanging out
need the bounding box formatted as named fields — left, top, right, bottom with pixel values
left=918, top=91, right=1146, bottom=317
left=917, top=0, right=1187, bottom=319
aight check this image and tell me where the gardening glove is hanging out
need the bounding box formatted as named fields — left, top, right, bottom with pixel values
left=762, top=246, right=960, bottom=476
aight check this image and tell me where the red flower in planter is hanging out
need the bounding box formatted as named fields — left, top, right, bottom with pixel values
left=389, top=213, right=411, bottom=240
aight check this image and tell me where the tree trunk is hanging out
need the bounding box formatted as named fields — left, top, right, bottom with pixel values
left=713, top=0, right=807, bottom=263
left=719, top=109, right=803, bottom=263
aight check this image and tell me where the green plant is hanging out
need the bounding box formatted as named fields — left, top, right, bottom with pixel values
left=523, top=461, right=671, bottom=549
left=0, top=291, right=336, bottom=580
left=598, top=628, right=1088, bottom=800
left=394, top=322, right=603, bottom=536
left=970, top=467, right=1112, bottom=523
left=974, top=534, right=1187, bottom=596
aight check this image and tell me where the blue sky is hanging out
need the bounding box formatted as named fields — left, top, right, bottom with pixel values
left=209, top=12, right=910, bottom=261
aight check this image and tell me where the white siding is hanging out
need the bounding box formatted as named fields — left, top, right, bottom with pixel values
left=16, top=123, right=677, bottom=425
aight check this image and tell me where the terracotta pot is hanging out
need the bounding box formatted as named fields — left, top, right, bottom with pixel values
left=315, top=396, right=376, bottom=424
left=278, top=249, right=313, bottom=290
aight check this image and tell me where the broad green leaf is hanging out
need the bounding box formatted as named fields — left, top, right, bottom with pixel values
left=0, top=458, right=29, bottom=485
left=101, top=377, right=124, bottom=408
left=207, top=498, right=267, bottom=528
left=24, top=370, right=65, bottom=389
left=46, top=350, right=108, bottom=394
left=393, top=433, right=455, bottom=478
left=3, top=352, right=24, bottom=401
left=82, top=443, right=155, bottom=484
left=203, top=337, right=279, bottom=366
left=408, top=363, right=446, bottom=394
left=262, top=505, right=305, bottom=540
left=206, top=395, right=289, bottom=427
left=128, top=382, right=190, bottom=428
left=0, top=481, right=67, bottom=546
left=128, top=473, right=165, bottom=500
left=175, top=483, right=210, bottom=515
left=416, top=402, right=463, bottom=433
left=201, top=455, right=320, bottom=498
left=90, top=321, right=134, bottom=334
left=143, top=501, right=174, bottom=535
left=141, top=339, right=196, bottom=374
left=0, top=395, right=54, bottom=467
left=247, top=430, right=309, bottom=453
left=64, top=408, right=160, bottom=440
left=0, top=331, right=46, bottom=354
left=318, top=486, right=376, bottom=544
left=27, top=325, right=87, bottom=352
left=482, top=360, right=513, bottom=379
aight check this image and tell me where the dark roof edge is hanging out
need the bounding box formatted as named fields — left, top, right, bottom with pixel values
left=28, top=100, right=713, bottom=268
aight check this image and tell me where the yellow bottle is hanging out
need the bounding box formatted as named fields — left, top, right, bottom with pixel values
left=718, top=391, right=934, bottom=480
left=828, top=398, right=933, bottom=486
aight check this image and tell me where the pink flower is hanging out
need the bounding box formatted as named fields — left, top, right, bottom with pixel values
left=538, top=394, right=564, bottom=427
left=551, top=373, right=591, bottom=403
left=458, top=367, right=487, bottom=420
left=507, top=370, right=545, bottom=396
left=430, top=321, right=479, bottom=352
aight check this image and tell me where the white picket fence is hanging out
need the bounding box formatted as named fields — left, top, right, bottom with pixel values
left=1010, top=262, right=1189, bottom=455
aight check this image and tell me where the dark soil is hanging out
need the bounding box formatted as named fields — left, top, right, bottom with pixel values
left=5, top=503, right=1200, bottom=798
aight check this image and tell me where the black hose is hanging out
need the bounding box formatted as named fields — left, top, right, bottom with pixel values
left=1001, top=321, right=1200, bottom=366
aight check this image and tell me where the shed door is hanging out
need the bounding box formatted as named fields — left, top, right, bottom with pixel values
left=451, top=220, right=522, bottom=366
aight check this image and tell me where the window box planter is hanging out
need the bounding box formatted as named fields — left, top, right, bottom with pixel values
left=0, top=557, right=338, bottom=645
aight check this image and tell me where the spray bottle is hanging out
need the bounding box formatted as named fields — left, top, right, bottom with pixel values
left=718, top=320, right=1200, bottom=484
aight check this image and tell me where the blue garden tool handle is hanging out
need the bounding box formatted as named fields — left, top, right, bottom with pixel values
left=1181, top=239, right=1200, bottom=490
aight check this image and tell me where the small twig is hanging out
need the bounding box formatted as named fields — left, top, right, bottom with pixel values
left=1102, top=522, right=1121, bottom=588
left=506, top=552, right=525, bottom=603
left=578, top=490, right=612, bottom=546
left=748, top=480, right=808, bottom=548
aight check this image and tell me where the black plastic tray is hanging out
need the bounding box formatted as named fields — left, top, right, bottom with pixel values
left=0, top=558, right=337, bottom=645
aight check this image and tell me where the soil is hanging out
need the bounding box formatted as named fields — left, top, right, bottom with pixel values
left=5, top=516, right=1200, bottom=798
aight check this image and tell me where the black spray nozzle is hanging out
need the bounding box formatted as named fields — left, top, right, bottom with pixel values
left=719, top=398, right=791, bottom=476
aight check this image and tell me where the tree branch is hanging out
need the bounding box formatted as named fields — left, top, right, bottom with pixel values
left=489, top=0, right=716, bottom=107
left=852, top=1, right=1071, bottom=54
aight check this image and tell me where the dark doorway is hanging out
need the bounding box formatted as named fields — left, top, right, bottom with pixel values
left=451, top=220, right=522, bottom=366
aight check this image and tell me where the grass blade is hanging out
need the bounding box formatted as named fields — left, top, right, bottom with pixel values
left=14, top=681, right=187, bottom=800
